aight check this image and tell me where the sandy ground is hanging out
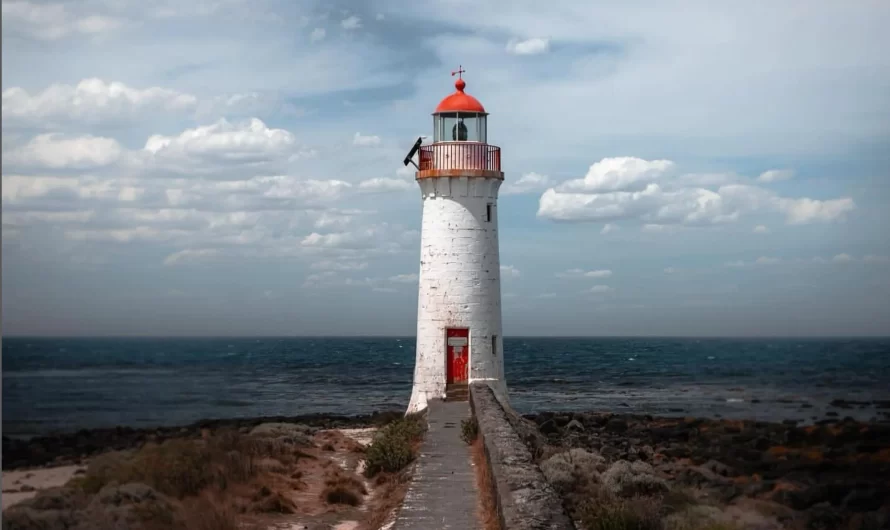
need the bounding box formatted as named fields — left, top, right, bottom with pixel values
left=2, top=465, right=86, bottom=510
left=1, top=427, right=393, bottom=529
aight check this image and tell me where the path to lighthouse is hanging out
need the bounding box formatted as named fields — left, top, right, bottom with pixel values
left=392, top=400, right=481, bottom=529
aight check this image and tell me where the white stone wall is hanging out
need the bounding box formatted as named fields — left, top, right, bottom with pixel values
left=408, top=176, right=508, bottom=413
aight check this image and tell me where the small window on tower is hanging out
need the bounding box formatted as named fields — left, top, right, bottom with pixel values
left=486, top=203, right=492, bottom=222
left=492, top=335, right=498, bottom=356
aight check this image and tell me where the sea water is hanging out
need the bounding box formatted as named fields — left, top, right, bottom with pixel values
left=3, top=337, right=889, bottom=438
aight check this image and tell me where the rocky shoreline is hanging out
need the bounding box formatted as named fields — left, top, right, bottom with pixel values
left=525, top=411, right=890, bottom=529
left=1, top=410, right=403, bottom=470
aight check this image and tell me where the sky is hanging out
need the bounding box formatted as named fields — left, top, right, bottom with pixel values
left=2, top=0, right=890, bottom=337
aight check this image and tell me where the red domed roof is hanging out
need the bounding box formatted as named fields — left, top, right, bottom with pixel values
left=434, top=77, right=486, bottom=114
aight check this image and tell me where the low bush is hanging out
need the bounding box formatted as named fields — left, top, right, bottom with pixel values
left=72, top=430, right=289, bottom=499
left=540, top=448, right=605, bottom=493
left=461, top=417, right=479, bottom=444
left=364, top=414, right=426, bottom=477
left=575, top=486, right=663, bottom=530
left=602, top=460, right=669, bottom=498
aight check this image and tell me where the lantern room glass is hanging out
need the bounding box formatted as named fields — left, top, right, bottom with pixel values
left=433, top=112, right=487, bottom=143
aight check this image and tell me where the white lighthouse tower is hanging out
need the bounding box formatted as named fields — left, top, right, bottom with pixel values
left=405, top=68, right=507, bottom=413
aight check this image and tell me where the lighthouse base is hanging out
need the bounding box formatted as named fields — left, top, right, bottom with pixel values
left=406, top=378, right=508, bottom=414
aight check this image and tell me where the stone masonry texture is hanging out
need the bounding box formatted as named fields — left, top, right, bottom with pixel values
left=409, top=175, right=508, bottom=413
left=470, top=383, right=576, bottom=530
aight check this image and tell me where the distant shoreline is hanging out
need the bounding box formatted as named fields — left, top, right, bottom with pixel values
left=5, top=406, right=889, bottom=471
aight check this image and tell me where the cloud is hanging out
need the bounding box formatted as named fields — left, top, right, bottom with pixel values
left=538, top=157, right=855, bottom=226
left=389, top=273, right=418, bottom=283
left=600, top=223, right=619, bottom=234
left=535, top=293, right=557, bottom=299
left=2, top=1, right=124, bottom=40
left=163, top=248, right=221, bottom=266
left=142, top=118, right=297, bottom=166
left=587, top=285, right=614, bottom=294
left=506, top=37, right=550, bottom=55
left=6, top=134, right=123, bottom=169
left=358, top=178, right=413, bottom=193
left=556, top=268, right=612, bottom=279
left=310, top=27, right=325, bottom=42
left=341, top=15, right=361, bottom=30
left=310, top=260, right=368, bottom=271
left=500, top=265, right=521, bottom=278
left=501, top=172, right=551, bottom=195
left=755, top=256, right=782, bottom=265
left=753, top=225, right=770, bottom=233
left=864, top=255, right=890, bottom=264
left=558, top=157, right=675, bottom=193
left=664, top=267, right=677, bottom=274
left=724, top=261, right=746, bottom=268
left=375, top=13, right=384, bottom=21
left=831, top=253, right=854, bottom=263
left=353, top=132, right=381, bottom=147
left=2, top=79, right=197, bottom=125
left=757, top=169, right=794, bottom=183
left=778, top=197, right=856, bottom=225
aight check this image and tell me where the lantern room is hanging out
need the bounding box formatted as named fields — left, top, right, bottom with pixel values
left=414, top=68, right=503, bottom=179
left=433, top=77, right=487, bottom=143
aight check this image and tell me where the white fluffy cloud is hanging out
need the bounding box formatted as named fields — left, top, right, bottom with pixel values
left=310, top=28, right=325, bottom=42
left=353, top=132, right=382, bottom=147
left=506, top=37, right=550, bottom=55
left=757, top=170, right=794, bottom=183
left=341, top=16, right=361, bottom=30
left=142, top=118, right=297, bottom=165
left=556, top=268, right=612, bottom=279
left=358, top=178, right=413, bottom=193
left=6, top=134, right=123, bottom=168
left=538, top=157, right=855, bottom=226
left=501, top=172, right=552, bottom=195
left=2, top=1, right=124, bottom=40
left=389, top=273, right=418, bottom=283
left=500, top=265, right=520, bottom=278
left=587, top=285, right=614, bottom=294
left=558, top=157, right=675, bottom=193
left=753, top=225, right=770, bottom=233
left=2, top=79, right=196, bottom=124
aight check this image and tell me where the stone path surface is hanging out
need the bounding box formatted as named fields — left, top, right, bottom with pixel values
left=393, top=400, right=480, bottom=530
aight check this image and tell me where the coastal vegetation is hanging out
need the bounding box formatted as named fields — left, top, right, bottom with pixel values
left=363, top=412, right=426, bottom=477
left=2, top=413, right=425, bottom=530
left=529, top=411, right=890, bottom=530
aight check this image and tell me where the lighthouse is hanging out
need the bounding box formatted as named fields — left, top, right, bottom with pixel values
left=404, top=68, right=508, bottom=413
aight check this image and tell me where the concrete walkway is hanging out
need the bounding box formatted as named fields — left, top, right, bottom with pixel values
left=393, top=400, right=481, bottom=530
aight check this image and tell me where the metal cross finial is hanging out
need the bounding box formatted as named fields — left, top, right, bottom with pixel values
left=451, top=65, right=465, bottom=79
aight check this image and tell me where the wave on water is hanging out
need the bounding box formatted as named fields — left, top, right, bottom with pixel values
left=3, top=336, right=889, bottom=437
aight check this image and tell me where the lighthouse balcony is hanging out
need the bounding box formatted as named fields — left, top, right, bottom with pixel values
left=417, top=142, right=503, bottom=180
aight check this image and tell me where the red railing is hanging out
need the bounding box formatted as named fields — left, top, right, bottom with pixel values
left=418, top=142, right=501, bottom=172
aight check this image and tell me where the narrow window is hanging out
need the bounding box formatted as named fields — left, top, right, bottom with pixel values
left=486, top=203, right=492, bottom=222
left=492, top=335, right=498, bottom=356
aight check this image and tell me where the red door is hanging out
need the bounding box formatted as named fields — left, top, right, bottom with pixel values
left=446, top=328, right=469, bottom=384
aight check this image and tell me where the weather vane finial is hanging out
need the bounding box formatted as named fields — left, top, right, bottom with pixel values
left=451, top=65, right=465, bottom=79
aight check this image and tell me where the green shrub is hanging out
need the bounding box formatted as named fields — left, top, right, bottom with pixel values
left=575, top=487, right=663, bottom=530
left=541, top=448, right=604, bottom=493
left=363, top=414, right=426, bottom=477
left=601, top=460, right=669, bottom=498
left=460, top=417, right=479, bottom=444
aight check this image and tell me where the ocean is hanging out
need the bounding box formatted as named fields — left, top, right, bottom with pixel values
left=3, top=337, right=889, bottom=439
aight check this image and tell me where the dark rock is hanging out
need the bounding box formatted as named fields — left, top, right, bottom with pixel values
left=565, top=419, right=584, bottom=432
left=826, top=411, right=839, bottom=417
left=20, top=484, right=36, bottom=492
left=806, top=502, right=845, bottom=530
left=703, top=459, right=736, bottom=477
left=752, top=436, right=772, bottom=451
left=842, top=488, right=885, bottom=512
left=605, top=418, right=628, bottom=433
